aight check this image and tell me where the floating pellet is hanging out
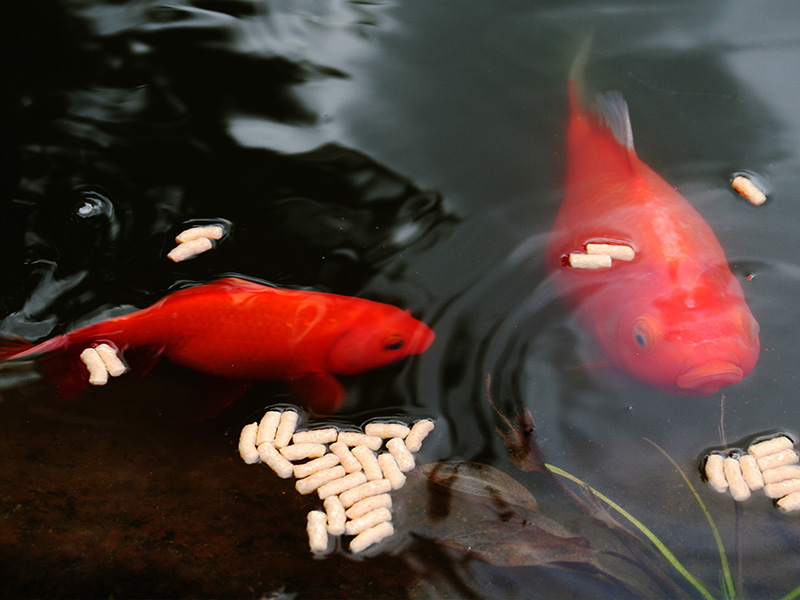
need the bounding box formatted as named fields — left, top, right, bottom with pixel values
left=350, top=521, right=394, bottom=553
left=280, top=443, right=327, bottom=461
left=307, top=510, right=328, bottom=553
left=339, top=478, right=392, bottom=508
left=776, top=491, right=800, bottom=512
left=378, top=452, right=406, bottom=490
left=80, top=348, right=108, bottom=386
left=257, top=442, right=293, bottom=478
left=345, top=507, right=393, bottom=536
left=296, top=465, right=347, bottom=495
left=762, top=465, right=800, bottom=485
left=568, top=253, right=611, bottom=269
left=364, top=423, right=410, bottom=439
left=329, top=441, right=362, bottom=473
left=352, top=445, right=383, bottom=481
left=175, top=224, right=225, bottom=243
left=405, top=420, right=435, bottom=453
left=237, top=422, right=261, bottom=464
left=749, top=436, right=794, bottom=459
left=764, top=478, right=800, bottom=499
left=94, top=343, right=127, bottom=377
left=723, top=457, right=751, bottom=502
left=345, top=494, right=392, bottom=520
left=274, top=411, right=299, bottom=448
left=256, top=411, right=281, bottom=445
left=585, top=243, right=635, bottom=261
left=167, top=237, right=213, bottom=262
left=293, top=428, right=338, bottom=445
left=756, top=449, right=799, bottom=472
left=386, top=438, right=415, bottom=472
left=705, top=454, right=728, bottom=493
left=293, top=453, right=340, bottom=479
left=317, top=471, right=367, bottom=500
left=732, top=175, right=767, bottom=206
left=739, top=455, right=764, bottom=490
left=324, top=495, right=347, bottom=536
left=337, top=431, right=382, bottom=451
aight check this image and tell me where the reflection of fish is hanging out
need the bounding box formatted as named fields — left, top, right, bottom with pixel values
left=545, top=53, right=759, bottom=396
left=0, top=277, right=435, bottom=412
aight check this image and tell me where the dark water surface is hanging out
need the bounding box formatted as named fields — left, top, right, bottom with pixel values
left=2, top=1, right=800, bottom=598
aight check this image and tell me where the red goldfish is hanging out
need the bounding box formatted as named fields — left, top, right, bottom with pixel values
left=545, top=54, right=759, bottom=396
left=0, top=277, right=435, bottom=412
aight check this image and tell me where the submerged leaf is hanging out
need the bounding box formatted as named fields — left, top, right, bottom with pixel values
left=439, top=520, right=597, bottom=567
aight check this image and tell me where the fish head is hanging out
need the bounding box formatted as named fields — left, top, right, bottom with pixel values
left=608, top=278, right=760, bottom=396
left=326, top=309, right=435, bottom=375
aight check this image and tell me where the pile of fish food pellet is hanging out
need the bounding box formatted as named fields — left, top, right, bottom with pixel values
left=704, top=435, right=800, bottom=511
left=238, top=408, right=435, bottom=554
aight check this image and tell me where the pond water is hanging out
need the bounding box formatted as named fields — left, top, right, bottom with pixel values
left=2, top=1, right=800, bottom=598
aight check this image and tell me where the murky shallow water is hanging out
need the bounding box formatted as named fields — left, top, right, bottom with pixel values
left=2, top=1, right=800, bottom=598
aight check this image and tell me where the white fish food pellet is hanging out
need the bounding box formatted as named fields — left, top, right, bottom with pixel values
left=764, top=479, right=800, bottom=499
left=749, top=436, right=794, bottom=458
left=167, top=237, right=213, bottom=262
left=386, top=438, right=415, bottom=472
left=337, top=431, right=382, bottom=451
left=175, top=224, right=225, bottom=243
left=378, top=452, right=406, bottom=490
left=723, top=457, right=751, bottom=502
left=80, top=348, right=109, bottom=386
left=295, top=465, right=347, bottom=495
left=364, top=423, right=410, bottom=439
left=274, top=411, right=299, bottom=448
left=705, top=454, right=728, bottom=493
left=324, top=496, right=347, bottom=536
left=762, top=465, right=800, bottom=485
left=256, top=411, right=281, bottom=446
left=94, top=343, right=127, bottom=377
left=738, top=455, right=764, bottom=490
left=257, top=442, right=294, bottom=478
left=238, top=422, right=261, bottom=464
left=280, top=443, right=327, bottom=461
left=345, top=507, right=393, bottom=536
left=350, top=522, right=394, bottom=553
left=293, top=428, right=339, bottom=445
left=345, top=494, right=393, bottom=520
left=756, top=449, right=799, bottom=472
left=585, top=243, right=635, bottom=261
left=568, top=253, right=612, bottom=269
left=317, top=471, right=368, bottom=500
left=339, top=479, right=393, bottom=508
left=776, top=491, right=800, bottom=512
left=352, top=445, right=383, bottom=481
left=307, top=510, right=329, bottom=553
left=405, top=420, right=435, bottom=453
left=329, top=441, right=363, bottom=473
left=292, top=453, right=341, bottom=479
left=732, top=175, right=767, bottom=206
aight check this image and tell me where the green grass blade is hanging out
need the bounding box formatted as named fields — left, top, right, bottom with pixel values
left=546, top=463, right=717, bottom=600
left=643, top=438, right=735, bottom=600
left=779, top=584, right=800, bottom=600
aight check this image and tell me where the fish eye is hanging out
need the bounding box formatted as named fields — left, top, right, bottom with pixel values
left=384, top=335, right=405, bottom=351
left=632, top=318, right=655, bottom=352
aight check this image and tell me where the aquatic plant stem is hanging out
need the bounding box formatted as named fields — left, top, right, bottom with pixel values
left=546, top=463, right=716, bottom=600
left=779, top=584, right=800, bottom=600
left=642, top=438, right=735, bottom=600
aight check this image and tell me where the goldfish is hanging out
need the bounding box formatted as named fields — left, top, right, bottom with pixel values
left=0, top=277, right=435, bottom=412
left=544, top=48, right=759, bottom=396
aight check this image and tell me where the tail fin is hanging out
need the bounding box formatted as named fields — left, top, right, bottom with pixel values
left=0, top=335, right=36, bottom=361
left=568, top=35, right=594, bottom=111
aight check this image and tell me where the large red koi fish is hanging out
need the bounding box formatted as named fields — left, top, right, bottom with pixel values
left=545, top=52, right=759, bottom=396
left=0, top=277, right=435, bottom=412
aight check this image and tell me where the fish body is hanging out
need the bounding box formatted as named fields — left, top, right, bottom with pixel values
left=0, top=277, right=435, bottom=412
left=545, top=76, right=759, bottom=396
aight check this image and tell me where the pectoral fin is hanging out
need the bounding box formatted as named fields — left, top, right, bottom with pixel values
left=287, top=372, right=345, bottom=415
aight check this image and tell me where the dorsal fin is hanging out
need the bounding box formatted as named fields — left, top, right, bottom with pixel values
left=590, top=90, right=636, bottom=153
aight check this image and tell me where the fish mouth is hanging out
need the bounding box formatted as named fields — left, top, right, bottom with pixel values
left=409, top=324, right=435, bottom=354
left=676, top=360, right=744, bottom=393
